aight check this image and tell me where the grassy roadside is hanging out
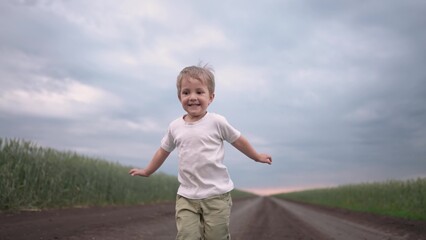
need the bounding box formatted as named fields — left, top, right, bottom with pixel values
left=0, top=138, right=180, bottom=211
left=231, top=189, right=256, bottom=199
left=274, top=178, right=426, bottom=221
left=0, top=138, right=255, bottom=212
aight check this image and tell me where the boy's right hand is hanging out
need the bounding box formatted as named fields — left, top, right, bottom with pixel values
left=129, top=168, right=150, bottom=177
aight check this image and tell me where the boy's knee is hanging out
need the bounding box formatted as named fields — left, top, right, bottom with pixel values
left=176, top=214, right=203, bottom=240
left=204, top=222, right=231, bottom=240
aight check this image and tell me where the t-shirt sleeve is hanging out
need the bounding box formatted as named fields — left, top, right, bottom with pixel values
left=217, top=115, right=241, bottom=143
left=160, top=127, right=175, bottom=153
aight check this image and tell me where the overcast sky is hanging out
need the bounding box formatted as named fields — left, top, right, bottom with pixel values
left=1, top=0, right=425, bottom=195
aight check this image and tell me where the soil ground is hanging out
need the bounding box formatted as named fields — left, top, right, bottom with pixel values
left=1, top=197, right=425, bottom=240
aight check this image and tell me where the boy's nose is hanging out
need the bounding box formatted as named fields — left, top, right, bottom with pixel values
left=189, top=93, right=197, bottom=100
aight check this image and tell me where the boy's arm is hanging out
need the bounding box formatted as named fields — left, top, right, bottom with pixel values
left=129, top=147, right=170, bottom=177
left=231, top=136, right=272, bottom=164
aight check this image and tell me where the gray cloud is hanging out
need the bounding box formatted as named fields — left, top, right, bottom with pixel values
left=1, top=0, right=425, bottom=194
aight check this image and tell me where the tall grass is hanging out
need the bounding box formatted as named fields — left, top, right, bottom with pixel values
left=275, top=178, right=426, bottom=221
left=0, top=138, right=179, bottom=211
left=230, top=189, right=256, bottom=199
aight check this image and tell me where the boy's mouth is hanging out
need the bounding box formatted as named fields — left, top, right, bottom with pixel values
left=188, top=103, right=200, bottom=106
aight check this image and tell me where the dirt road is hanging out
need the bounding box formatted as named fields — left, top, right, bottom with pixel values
left=1, top=197, right=424, bottom=240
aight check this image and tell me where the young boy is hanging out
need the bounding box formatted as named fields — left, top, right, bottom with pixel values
left=129, top=64, right=272, bottom=240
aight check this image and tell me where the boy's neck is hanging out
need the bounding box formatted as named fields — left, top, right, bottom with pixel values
left=184, top=111, right=208, bottom=122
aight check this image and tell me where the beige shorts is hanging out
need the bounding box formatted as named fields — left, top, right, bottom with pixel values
left=175, top=192, right=232, bottom=240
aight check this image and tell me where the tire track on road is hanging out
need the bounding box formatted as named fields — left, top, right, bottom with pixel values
left=231, top=197, right=328, bottom=240
left=271, top=197, right=409, bottom=240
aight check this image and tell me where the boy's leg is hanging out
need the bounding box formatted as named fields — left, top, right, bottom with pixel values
left=201, top=192, right=232, bottom=240
left=175, top=195, right=203, bottom=240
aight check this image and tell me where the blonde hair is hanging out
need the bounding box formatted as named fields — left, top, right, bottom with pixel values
left=176, top=64, right=215, bottom=97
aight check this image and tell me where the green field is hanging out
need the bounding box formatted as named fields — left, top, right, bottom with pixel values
left=0, top=138, right=253, bottom=211
left=275, top=178, right=426, bottom=221
left=0, top=138, right=182, bottom=211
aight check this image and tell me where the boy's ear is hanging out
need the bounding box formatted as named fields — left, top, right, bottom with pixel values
left=209, top=93, right=215, bottom=103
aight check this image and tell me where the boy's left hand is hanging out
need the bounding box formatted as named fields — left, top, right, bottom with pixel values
left=257, top=153, right=272, bottom=165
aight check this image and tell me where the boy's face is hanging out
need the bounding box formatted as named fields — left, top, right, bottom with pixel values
left=179, top=77, right=214, bottom=122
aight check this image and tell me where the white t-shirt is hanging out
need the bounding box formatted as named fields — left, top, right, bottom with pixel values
left=161, top=112, right=241, bottom=199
